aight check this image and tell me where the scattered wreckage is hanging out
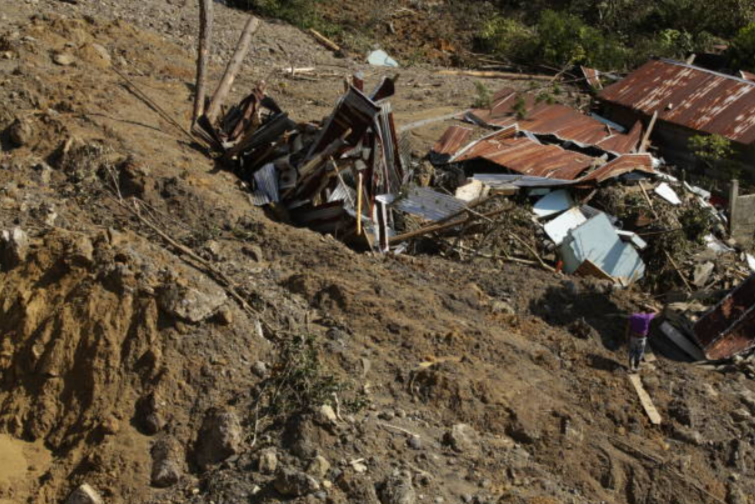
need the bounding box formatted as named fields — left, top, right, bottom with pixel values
left=185, top=13, right=755, bottom=364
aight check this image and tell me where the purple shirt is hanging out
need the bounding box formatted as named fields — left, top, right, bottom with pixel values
left=629, top=313, right=656, bottom=337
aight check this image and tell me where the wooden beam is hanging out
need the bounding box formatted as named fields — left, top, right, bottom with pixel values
left=436, top=69, right=554, bottom=81
left=639, top=111, right=658, bottom=153
left=628, top=374, right=662, bottom=425
left=206, top=15, right=261, bottom=124
left=309, top=29, right=341, bottom=53
left=192, top=0, right=214, bottom=125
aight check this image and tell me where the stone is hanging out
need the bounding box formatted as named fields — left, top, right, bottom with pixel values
left=443, top=424, right=479, bottom=453
left=491, top=300, right=515, bottom=316
left=151, top=438, right=182, bottom=488
left=258, top=448, right=278, bottom=475
left=65, top=484, right=104, bottom=504
left=274, top=467, right=320, bottom=497
left=1, top=227, right=29, bottom=270
left=53, top=52, right=76, bottom=66
left=407, top=435, right=422, bottom=450
left=195, top=409, right=242, bottom=469
left=308, top=455, right=331, bottom=479
left=215, top=306, right=233, bottom=326
left=252, top=361, right=268, bottom=378
left=731, top=409, right=752, bottom=423
left=158, top=283, right=227, bottom=324
left=8, top=118, right=35, bottom=147
left=378, top=471, right=416, bottom=504
left=317, top=404, right=337, bottom=425
left=68, top=235, right=94, bottom=267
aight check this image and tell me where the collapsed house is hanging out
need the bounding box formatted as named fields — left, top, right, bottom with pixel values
left=599, top=58, right=755, bottom=170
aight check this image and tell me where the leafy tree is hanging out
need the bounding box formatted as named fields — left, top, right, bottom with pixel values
left=728, top=23, right=755, bottom=71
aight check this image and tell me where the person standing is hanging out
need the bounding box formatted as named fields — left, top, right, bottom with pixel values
left=626, top=305, right=660, bottom=372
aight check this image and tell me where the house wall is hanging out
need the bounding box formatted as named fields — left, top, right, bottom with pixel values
left=600, top=103, right=754, bottom=175
left=730, top=180, right=755, bottom=246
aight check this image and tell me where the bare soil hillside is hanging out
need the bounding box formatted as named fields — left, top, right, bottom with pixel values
left=0, top=2, right=754, bottom=504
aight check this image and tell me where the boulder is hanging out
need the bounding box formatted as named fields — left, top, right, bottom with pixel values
left=195, top=409, right=242, bottom=469
left=158, top=283, right=227, bottom=324
left=378, top=471, right=416, bottom=504
left=1, top=227, right=29, bottom=270
left=443, top=424, right=479, bottom=453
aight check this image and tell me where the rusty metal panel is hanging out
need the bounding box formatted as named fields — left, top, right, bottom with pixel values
left=581, top=154, right=654, bottom=183
left=600, top=59, right=755, bottom=145
left=467, top=88, right=638, bottom=154
left=431, top=125, right=473, bottom=158
left=581, top=66, right=603, bottom=89
left=693, top=274, right=755, bottom=359
left=456, top=132, right=595, bottom=180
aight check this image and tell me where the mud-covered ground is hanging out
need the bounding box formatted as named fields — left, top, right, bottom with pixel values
left=1, top=2, right=754, bottom=504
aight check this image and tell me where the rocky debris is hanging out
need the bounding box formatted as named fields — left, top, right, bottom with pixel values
left=157, top=282, right=227, bottom=324
left=316, top=404, right=338, bottom=426
left=274, top=467, right=321, bottom=497
left=67, top=235, right=95, bottom=268
left=65, top=484, right=104, bottom=504
left=151, top=438, right=182, bottom=488
left=730, top=408, right=751, bottom=423
left=378, top=471, right=417, bottom=504
left=1, top=227, right=29, bottom=270
left=135, top=392, right=164, bottom=435
left=252, top=360, right=268, bottom=378
left=195, top=409, right=242, bottom=469
left=52, top=51, right=76, bottom=66
left=307, top=454, right=331, bottom=479
left=8, top=117, right=35, bottom=147
left=258, top=448, right=278, bottom=475
left=443, top=423, right=479, bottom=454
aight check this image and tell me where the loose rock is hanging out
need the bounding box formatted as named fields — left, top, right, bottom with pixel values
left=158, top=282, right=227, bottom=324
left=258, top=448, right=278, bottom=475
left=274, top=467, right=321, bottom=497
left=1, top=227, right=29, bottom=270
left=65, top=484, right=104, bottom=504
left=195, top=409, right=242, bottom=469
left=308, top=455, right=331, bottom=479
left=379, top=471, right=416, bottom=504
left=443, top=424, right=479, bottom=453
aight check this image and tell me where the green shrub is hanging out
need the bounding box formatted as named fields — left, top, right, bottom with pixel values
left=535, top=9, right=629, bottom=69
left=477, top=16, right=537, bottom=61
left=227, top=0, right=319, bottom=29
left=728, top=23, right=755, bottom=71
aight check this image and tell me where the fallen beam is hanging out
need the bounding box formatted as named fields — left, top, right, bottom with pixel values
left=436, top=70, right=554, bottom=81
left=192, top=0, right=214, bottom=125
left=206, top=15, right=261, bottom=124
left=628, top=374, right=662, bottom=425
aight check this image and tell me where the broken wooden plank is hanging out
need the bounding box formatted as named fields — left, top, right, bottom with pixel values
left=206, top=15, right=261, bottom=123
left=628, top=373, right=662, bottom=425
left=436, top=69, right=554, bottom=81
left=192, top=0, right=214, bottom=125
left=638, top=111, right=658, bottom=153
left=309, top=28, right=341, bottom=53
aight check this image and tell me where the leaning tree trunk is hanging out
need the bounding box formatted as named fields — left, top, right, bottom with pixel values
left=192, top=0, right=214, bottom=126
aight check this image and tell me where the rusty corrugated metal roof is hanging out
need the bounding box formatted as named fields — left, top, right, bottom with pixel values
left=454, top=129, right=597, bottom=180
left=432, top=125, right=473, bottom=158
left=600, top=59, right=755, bottom=145
left=581, top=66, right=603, bottom=90
left=580, top=153, right=654, bottom=183
left=466, top=88, right=640, bottom=154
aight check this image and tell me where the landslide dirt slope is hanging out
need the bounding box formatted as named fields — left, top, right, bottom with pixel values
left=0, top=2, right=753, bottom=504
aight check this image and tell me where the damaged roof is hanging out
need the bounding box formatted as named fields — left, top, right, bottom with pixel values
left=466, top=88, right=642, bottom=154
left=454, top=128, right=596, bottom=180
left=600, top=58, right=755, bottom=145
left=449, top=127, right=653, bottom=182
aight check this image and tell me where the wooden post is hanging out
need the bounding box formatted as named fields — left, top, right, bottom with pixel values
left=356, top=172, right=364, bottom=236
left=192, top=0, right=214, bottom=125
left=206, top=15, right=261, bottom=124
left=729, top=179, right=740, bottom=236
left=639, top=111, right=658, bottom=153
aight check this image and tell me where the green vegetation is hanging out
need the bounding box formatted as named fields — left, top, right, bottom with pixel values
left=227, top=0, right=339, bottom=34
left=476, top=0, right=755, bottom=71
left=473, top=81, right=493, bottom=108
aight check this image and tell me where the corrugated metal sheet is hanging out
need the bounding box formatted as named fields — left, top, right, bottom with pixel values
left=250, top=163, right=280, bottom=206
left=432, top=125, right=473, bottom=158
left=693, top=274, right=755, bottom=360
left=580, top=153, right=654, bottom=183
left=600, top=58, right=755, bottom=145
left=581, top=66, right=603, bottom=89
left=454, top=129, right=597, bottom=180
left=392, top=186, right=467, bottom=222
left=466, top=88, right=640, bottom=154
